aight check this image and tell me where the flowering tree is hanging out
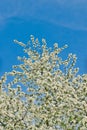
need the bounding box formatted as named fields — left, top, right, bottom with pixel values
left=0, top=35, right=87, bottom=130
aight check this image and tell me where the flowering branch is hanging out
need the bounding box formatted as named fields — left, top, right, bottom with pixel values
left=0, top=35, right=87, bottom=129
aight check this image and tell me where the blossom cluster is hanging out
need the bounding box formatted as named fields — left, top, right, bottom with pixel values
left=0, top=35, right=87, bottom=130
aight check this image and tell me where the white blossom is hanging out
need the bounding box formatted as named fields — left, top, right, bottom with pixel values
left=0, top=35, right=87, bottom=129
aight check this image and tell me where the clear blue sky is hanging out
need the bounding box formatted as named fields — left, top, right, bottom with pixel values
left=0, top=0, right=87, bottom=77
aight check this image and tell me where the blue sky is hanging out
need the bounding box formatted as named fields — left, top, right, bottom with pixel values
left=0, top=0, right=87, bottom=77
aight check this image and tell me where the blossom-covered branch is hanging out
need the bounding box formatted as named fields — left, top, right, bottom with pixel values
left=0, top=35, right=87, bottom=130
